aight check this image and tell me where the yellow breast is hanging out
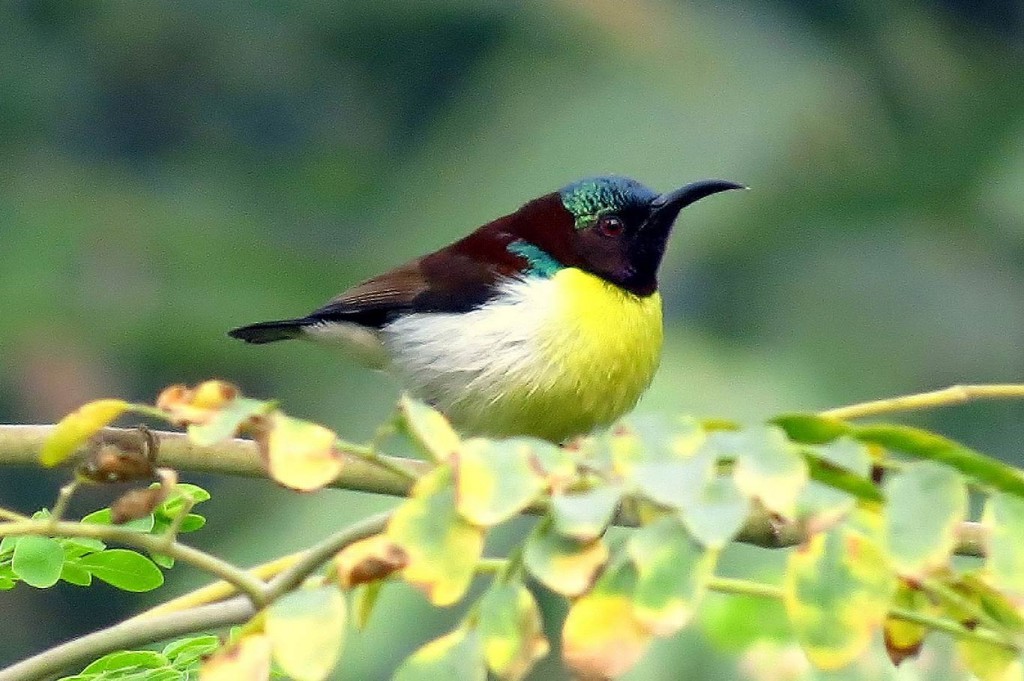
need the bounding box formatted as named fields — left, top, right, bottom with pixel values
left=530, top=267, right=663, bottom=438
left=382, top=267, right=663, bottom=442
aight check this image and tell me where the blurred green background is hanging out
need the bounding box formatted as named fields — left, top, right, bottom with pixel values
left=2, top=0, right=1023, bottom=678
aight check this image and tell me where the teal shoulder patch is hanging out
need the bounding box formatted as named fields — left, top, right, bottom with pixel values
left=507, top=240, right=563, bottom=278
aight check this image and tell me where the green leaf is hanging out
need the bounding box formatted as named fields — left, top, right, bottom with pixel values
left=0, top=575, right=16, bottom=590
left=60, top=559, right=93, bottom=586
left=550, top=485, right=622, bottom=541
left=730, top=425, right=808, bottom=519
left=352, top=580, right=384, bottom=630
left=784, top=525, right=895, bottom=670
left=178, top=514, right=206, bottom=533
left=678, top=474, right=751, bottom=549
left=265, top=586, right=346, bottom=681
left=150, top=552, right=175, bottom=569
left=394, top=626, right=486, bottom=681
left=627, top=515, right=717, bottom=635
left=156, top=483, right=211, bottom=519
left=61, top=536, right=107, bottom=554
left=956, top=572, right=1024, bottom=634
left=162, top=635, right=220, bottom=666
left=613, top=415, right=707, bottom=473
left=772, top=413, right=851, bottom=444
left=12, top=536, right=64, bottom=588
left=0, top=534, right=20, bottom=556
left=478, top=580, right=549, bottom=680
left=854, top=423, right=1024, bottom=499
left=799, top=437, right=875, bottom=518
left=984, top=492, right=1024, bottom=595
left=700, top=591, right=792, bottom=652
left=523, top=518, right=608, bottom=596
left=82, top=508, right=155, bottom=532
left=398, top=395, right=461, bottom=463
left=884, top=461, right=968, bottom=576
left=77, top=549, right=164, bottom=592
left=454, top=438, right=546, bottom=526
left=82, top=650, right=170, bottom=673
left=187, top=397, right=272, bottom=446
left=133, top=670, right=183, bottom=681
left=386, top=466, right=484, bottom=606
left=628, top=443, right=716, bottom=511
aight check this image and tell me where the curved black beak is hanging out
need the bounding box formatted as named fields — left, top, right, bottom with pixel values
left=648, top=179, right=746, bottom=223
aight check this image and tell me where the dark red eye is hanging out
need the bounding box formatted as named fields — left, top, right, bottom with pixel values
left=597, top=216, right=624, bottom=237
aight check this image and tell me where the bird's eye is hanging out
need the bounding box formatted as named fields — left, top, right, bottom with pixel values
left=596, top=216, right=624, bottom=237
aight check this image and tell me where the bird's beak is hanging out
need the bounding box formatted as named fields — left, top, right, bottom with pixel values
left=648, top=179, right=746, bottom=225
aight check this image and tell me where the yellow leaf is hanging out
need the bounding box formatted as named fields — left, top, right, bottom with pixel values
left=334, top=534, right=408, bottom=589
left=387, top=466, right=485, bottom=605
left=479, top=580, right=550, bottom=680
left=399, top=395, right=461, bottom=463
left=957, top=639, right=1024, bottom=681
left=394, top=626, right=486, bottom=680
left=41, top=399, right=130, bottom=466
left=550, top=485, right=622, bottom=542
left=455, top=438, right=546, bottom=526
left=200, top=634, right=272, bottom=681
left=523, top=519, right=608, bottom=597
left=884, top=461, right=967, bottom=578
left=157, top=381, right=239, bottom=426
left=730, top=426, right=808, bottom=520
left=351, top=580, right=384, bottom=630
left=984, top=492, right=1024, bottom=596
left=783, top=526, right=895, bottom=670
left=563, top=559, right=652, bottom=680
left=261, top=412, right=342, bottom=491
left=628, top=515, right=717, bottom=636
left=264, top=586, right=346, bottom=681
left=883, top=582, right=931, bottom=666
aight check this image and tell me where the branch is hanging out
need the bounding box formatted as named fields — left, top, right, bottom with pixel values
left=265, top=511, right=390, bottom=600
left=820, top=384, right=1024, bottom=421
left=1, top=513, right=393, bottom=680
left=0, top=424, right=426, bottom=497
left=0, top=598, right=255, bottom=681
left=7, top=568, right=1012, bottom=681
left=708, top=577, right=1016, bottom=652
left=0, top=519, right=270, bottom=608
left=0, top=424, right=987, bottom=557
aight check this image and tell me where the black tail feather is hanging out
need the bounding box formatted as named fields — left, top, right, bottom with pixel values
left=228, top=319, right=307, bottom=344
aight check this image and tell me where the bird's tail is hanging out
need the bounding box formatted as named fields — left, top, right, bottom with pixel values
left=228, top=319, right=308, bottom=344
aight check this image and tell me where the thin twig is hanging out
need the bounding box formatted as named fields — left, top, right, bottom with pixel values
left=49, top=480, right=79, bottom=522
left=706, top=576, right=1017, bottom=652
left=265, top=511, right=390, bottom=600
left=0, top=519, right=269, bottom=608
left=821, top=384, right=1024, bottom=421
left=0, top=598, right=255, bottom=681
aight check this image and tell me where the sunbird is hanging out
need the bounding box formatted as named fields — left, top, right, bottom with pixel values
left=230, top=176, right=743, bottom=442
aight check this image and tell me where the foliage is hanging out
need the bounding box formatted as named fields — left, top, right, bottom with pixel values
left=4, top=382, right=1024, bottom=680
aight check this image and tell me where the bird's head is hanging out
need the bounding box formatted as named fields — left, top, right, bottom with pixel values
left=505, top=176, right=744, bottom=296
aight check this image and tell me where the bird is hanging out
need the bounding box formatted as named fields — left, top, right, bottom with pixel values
left=229, top=176, right=744, bottom=443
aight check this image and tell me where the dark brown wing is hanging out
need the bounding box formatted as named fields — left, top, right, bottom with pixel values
left=306, top=236, right=521, bottom=328
left=229, top=192, right=571, bottom=343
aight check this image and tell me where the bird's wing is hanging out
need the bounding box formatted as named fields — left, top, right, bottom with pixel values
left=307, top=244, right=515, bottom=328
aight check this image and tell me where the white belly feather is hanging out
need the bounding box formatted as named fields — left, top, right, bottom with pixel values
left=303, top=272, right=662, bottom=441
left=381, top=277, right=558, bottom=433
